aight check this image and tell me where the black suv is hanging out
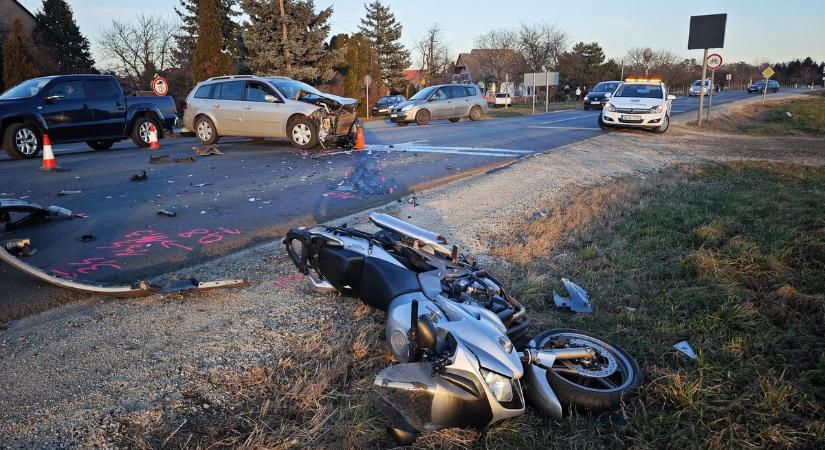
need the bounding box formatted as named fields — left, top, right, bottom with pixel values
left=0, top=74, right=177, bottom=159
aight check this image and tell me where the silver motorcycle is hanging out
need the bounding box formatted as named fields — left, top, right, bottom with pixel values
left=284, top=213, right=641, bottom=444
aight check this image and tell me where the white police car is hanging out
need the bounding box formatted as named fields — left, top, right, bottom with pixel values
left=599, top=79, right=676, bottom=133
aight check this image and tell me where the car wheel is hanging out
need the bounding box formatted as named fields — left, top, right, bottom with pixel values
left=653, top=115, right=669, bottom=134
left=3, top=123, right=41, bottom=159
left=131, top=117, right=158, bottom=148
left=288, top=116, right=318, bottom=150
left=195, top=116, right=219, bottom=145
left=396, top=122, right=409, bottom=127
left=449, top=118, right=460, bottom=123
left=415, top=110, right=431, bottom=125
left=469, top=105, right=482, bottom=121
left=584, top=106, right=590, bottom=111
left=87, top=140, right=115, bottom=151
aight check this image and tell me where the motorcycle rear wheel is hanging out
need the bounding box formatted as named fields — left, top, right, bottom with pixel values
left=529, top=328, right=641, bottom=412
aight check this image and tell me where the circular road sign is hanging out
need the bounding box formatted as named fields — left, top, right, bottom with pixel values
left=706, top=53, right=723, bottom=70
left=152, top=76, right=169, bottom=96
left=363, top=74, right=372, bottom=87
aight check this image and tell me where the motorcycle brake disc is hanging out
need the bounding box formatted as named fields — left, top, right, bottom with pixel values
left=560, top=338, right=618, bottom=378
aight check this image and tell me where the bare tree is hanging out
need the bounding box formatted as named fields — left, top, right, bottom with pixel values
left=97, top=14, right=178, bottom=90
left=623, top=47, right=688, bottom=84
left=473, top=28, right=526, bottom=86
left=518, top=21, right=568, bottom=71
left=415, top=24, right=452, bottom=87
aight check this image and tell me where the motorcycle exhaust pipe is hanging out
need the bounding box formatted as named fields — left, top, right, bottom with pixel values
left=369, top=213, right=452, bottom=256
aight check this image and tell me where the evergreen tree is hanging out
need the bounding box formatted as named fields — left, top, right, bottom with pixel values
left=358, top=1, right=409, bottom=94
left=33, top=0, right=95, bottom=74
left=174, top=0, right=241, bottom=71
left=192, top=0, right=234, bottom=82
left=3, top=20, right=38, bottom=88
left=241, top=0, right=337, bottom=82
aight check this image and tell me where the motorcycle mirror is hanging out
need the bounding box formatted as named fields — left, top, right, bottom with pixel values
left=416, top=314, right=437, bottom=351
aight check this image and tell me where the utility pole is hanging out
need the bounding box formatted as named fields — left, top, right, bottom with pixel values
left=278, top=0, right=291, bottom=70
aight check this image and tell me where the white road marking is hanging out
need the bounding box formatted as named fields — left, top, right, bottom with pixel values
left=367, top=143, right=531, bottom=158
left=539, top=114, right=595, bottom=124
left=528, top=126, right=601, bottom=130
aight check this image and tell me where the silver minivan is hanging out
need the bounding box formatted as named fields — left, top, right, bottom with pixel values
left=182, top=75, right=358, bottom=150
left=389, top=84, right=487, bottom=126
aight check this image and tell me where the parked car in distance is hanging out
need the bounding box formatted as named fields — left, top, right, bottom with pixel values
left=182, top=75, right=358, bottom=150
left=493, top=93, right=513, bottom=107
left=688, top=79, right=712, bottom=97
left=583, top=81, right=621, bottom=110
left=0, top=74, right=177, bottom=159
left=372, top=95, right=405, bottom=116
left=389, top=84, right=487, bottom=126
left=600, top=79, right=676, bottom=134
left=748, top=79, right=780, bottom=93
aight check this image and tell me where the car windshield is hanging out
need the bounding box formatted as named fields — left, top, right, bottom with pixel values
left=267, top=79, right=321, bottom=100
left=592, top=83, right=619, bottom=93
left=0, top=77, right=52, bottom=99
left=410, top=86, right=437, bottom=101
left=377, top=97, right=392, bottom=104
left=614, top=84, right=663, bottom=99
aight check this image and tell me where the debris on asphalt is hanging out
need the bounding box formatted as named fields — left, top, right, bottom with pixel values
left=0, top=199, right=73, bottom=231
left=2, top=239, right=37, bottom=257
left=157, top=209, right=177, bottom=217
left=552, top=278, right=593, bottom=313
left=56, top=190, right=82, bottom=196
left=673, top=340, right=697, bottom=360
left=130, top=171, right=148, bottom=182
left=149, top=154, right=172, bottom=164
left=193, top=183, right=212, bottom=188
left=159, top=277, right=248, bottom=295
left=77, top=234, right=96, bottom=243
left=530, top=211, right=549, bottom=219
left=193, top=146, right=224, bottom=156
left=174, top=156, right=196, bottom=163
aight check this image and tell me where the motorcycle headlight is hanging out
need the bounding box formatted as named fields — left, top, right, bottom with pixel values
left=481, top=368, right=513, bottom=403
left=401, top=104, right=414, bottom=112
left=650, top=105, right=663, bottom=114
left=605, top=103, right=616, bottom=112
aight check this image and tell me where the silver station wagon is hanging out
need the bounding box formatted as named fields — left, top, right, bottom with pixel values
left=182, top=75, right=358, bottom=150
left=389, top=84, right=487, bottom=126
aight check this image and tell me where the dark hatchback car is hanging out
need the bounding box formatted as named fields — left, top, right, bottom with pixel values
left=747, top=79, right=779, bottom=93
left=583, top=81, right=621, bottom=110
left=372, top=95, right=406, bottom=116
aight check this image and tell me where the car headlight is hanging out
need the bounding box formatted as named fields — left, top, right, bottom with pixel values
left=481, top=368, right=513, bottom=403
left=605, top=103, right=616, bottom=112
left=650, top=105, right=663, bottom=114
left=583, top=96, right=589, bottom=101
left=401, top=104, right=413, bottom=112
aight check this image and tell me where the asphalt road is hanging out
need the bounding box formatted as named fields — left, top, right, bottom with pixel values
left=0, top=89, right=811, bottom=307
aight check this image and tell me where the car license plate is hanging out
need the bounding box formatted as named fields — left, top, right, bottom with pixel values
left=621, top=115, right=641, bottom=121
left=390, top=113, right=398, bottom=118
left=591, top=101, right=600, bottom=105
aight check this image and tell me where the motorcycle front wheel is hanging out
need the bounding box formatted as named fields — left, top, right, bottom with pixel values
left=528, top=329, right=641, bottom=412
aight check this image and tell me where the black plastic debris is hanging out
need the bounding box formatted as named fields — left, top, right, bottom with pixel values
left=1, top=199, right=72, bottom=231
left=77, top=234, right=96, bottom=243
left=552, top=278, right=593, bottom=313
left=174, top=156, right=196, bottom=163
left=193, top=146, right=224, bottom=156
left=2, top=239, right=37, bottom=257
left=130, top=171, right=148, bottom=182
left=157, top=209, right=177, bottom=217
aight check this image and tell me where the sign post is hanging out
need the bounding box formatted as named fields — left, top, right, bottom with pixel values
left=705, top=53, right=723, bottom=122
left=532, top=73, right=536, bottom=115
left=364, top=74, right=372, bottom=119
left=688, top=13, right=727, bottom=128
left=726, top=72, right=732, bottom=91
left=761, top=66, right=775, bottom=104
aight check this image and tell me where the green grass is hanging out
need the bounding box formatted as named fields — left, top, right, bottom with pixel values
left=486, top=101, right=581, bottom=119
left=741, top=93, right=825, bottom=136
left=494, top=162, right=825, bottom=449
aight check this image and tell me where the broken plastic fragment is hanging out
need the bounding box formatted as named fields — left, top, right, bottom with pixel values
left=157, top=209, right=177, bottom=217
left=673, top=340, right=697, bottom=359
left=552, top=278, right=593, bottom=313
left=57, top=190, right=82, bottom=196
left=130, top=171, right=148, bottom=182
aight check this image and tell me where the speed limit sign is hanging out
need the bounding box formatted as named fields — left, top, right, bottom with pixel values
left=152, top=76, right=169, bottom=96
left=706, top=53, right=723, bottom=70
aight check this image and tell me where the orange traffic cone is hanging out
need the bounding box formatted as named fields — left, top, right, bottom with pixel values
left=354, top=126, right=366, bottom=151
left=40, top=134, right=59, bottom=171
left=148, top=124, right=160, bottom=151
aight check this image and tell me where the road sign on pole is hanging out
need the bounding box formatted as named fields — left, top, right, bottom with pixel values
left=761, top=67, right=774, bottom=104
left=706, top=53, right=723, bottom=70
left=151, top=76, right=168, bottom=96
left=689, top=14, right=726, bottom=128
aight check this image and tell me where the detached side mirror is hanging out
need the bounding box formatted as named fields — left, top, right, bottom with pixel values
left=264, top=95, right=277, bottom=103
left=46, top=94, right=64, bottom=103
left=667, top=95, right=677, bottom=100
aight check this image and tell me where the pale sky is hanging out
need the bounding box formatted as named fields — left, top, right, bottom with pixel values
left=18, top=0, right=825, bottom=66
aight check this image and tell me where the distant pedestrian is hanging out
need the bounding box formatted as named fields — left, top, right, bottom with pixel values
left=564, top=84, right=571, bottom=101
left=575, top=86, right=581, bottom=101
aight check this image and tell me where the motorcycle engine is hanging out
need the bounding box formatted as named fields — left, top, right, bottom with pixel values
left=446, top=275, right=511, bottom=314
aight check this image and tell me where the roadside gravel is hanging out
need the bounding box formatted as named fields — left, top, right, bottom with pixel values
left=1, top=95, right=823, bottom=448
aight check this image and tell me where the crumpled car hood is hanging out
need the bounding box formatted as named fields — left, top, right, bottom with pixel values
left=299, top=91, right=357, bottom=108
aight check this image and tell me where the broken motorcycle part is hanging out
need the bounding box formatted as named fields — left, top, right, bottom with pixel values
left=157, top=209, right=177, bottom=217
left=0, top=199, right=72, bottom=231
left=2, top=238, right=37, bottom=257
left=130, top=171, right=148, bottom=182
left=673, top=340, right=697, bottom=360
left=77, top=234, right=96, bottom=243
left=193, top=146, right=224, bottom=156
left=552, top=278, right=593, bottom=313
